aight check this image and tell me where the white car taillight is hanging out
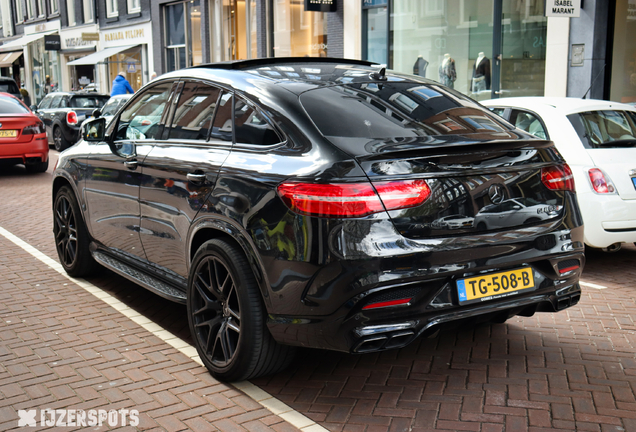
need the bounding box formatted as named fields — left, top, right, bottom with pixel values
left=588, top=168, right=616, bottom=194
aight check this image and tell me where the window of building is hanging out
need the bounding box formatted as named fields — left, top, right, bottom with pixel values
left=37, top=0, right=45, bottom=16
left=127, top=0, right=140, bottom=13
left=14, top=0, right=24, bottom=23
left=164, top=0, right=202, bottom=71
left=83, top=0, right=94, bottom=22
left=209, top=0, right=257, bottom=61
left=27, top=0, right=36, bottom=19
left=106, top=0, right=118, bottom=17
left=50, top=0, right=59, bottom=14
left=67, top=0, right=76, bottom=25
left=610, top=0, right=636, bottom=103
left=271, top=0, right=327, bottom=57
left=169, top=82, right=222, bottom=141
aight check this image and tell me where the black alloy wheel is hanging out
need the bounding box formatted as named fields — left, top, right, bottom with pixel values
left=188, top=239, right=295, bottom=381
left=53, top=127, right=68, bottom=152
left=53, top=186, right=98, bottom=277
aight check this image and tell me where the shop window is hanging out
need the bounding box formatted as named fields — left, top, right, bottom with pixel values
left=106, top=0, right=118, bottom=17
left=271, top=0, right=327, bottom=57
left=107, top=47, right=143, bottom=92
left=234, top=97, right=282, bottom=145
left=210, top=0, right=257, bottom=61
left=127, top=0, right=140, bottom=13
left=169, top=82, right=222, bottom=141
left=164, top=0, right=202, bottom=71
left=610, top=0, right=636, bottom=103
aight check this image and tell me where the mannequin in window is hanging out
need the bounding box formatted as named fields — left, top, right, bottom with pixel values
left=471, top=52, right=491, bottom=94
left=438, top=53, right=456, bottom=88
left=413, top=55, right=429, bottom=78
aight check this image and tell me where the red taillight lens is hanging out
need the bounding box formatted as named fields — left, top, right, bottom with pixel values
left=362, top=298, right=412, bottom=310
left=22, top=121, right=45, bottom=135
left=67, top=111, right=78, bottom=125
left=541, top=164, right=575, bottom=192
left=277, top=180, right=431, bottom=218
left=588, top=168, right=615, bottom=194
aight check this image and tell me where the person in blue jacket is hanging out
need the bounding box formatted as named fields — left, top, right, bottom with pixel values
left=111, top=71, right=134, bottom=96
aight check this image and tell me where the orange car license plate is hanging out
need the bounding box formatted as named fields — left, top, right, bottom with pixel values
left=457, top=267, right=535, bottom=304
left=0, top=130, right=17, bottom=138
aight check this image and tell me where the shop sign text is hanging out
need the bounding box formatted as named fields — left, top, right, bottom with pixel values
left=545, top=0, right=581, bottom=17
left=104, top=28, right=145, bottom=42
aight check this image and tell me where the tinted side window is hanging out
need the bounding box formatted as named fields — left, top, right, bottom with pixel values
left=116, top=82, right=174, bottom=141
left=38, top=95, right=53, bottom=110
left=49, top=95, right=63, bottom=109
left=234, top=97, right=282, bottom=145
left=169, top=82, right=221, bottom=141
left=209, top=92, right=233, bottom=142
left=510, top=110, right=547, bottom=139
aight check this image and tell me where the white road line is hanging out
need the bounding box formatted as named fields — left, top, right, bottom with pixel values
left=0, top=226, right=328, bottom=432
left=580, top=280, right=608, bottom=290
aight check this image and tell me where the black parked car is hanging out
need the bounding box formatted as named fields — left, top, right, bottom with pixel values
left=0, top=77, right=22, bottom=101
left=53, top=58, right=585, bottom=381
left=34, top=91, right=110, bottom=151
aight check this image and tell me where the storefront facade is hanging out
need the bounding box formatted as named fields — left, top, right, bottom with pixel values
left=59, top=24, right=98, bottom=91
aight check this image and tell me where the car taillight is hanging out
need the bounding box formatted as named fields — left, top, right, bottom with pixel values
left=22, top=121, right=45, bottom=135
left=67, top=111, right=78, bottom=125
left=588, top=168, right=616, bottom=194
left=541, top=164, right=575, bottom=192
left=277, top=180, right=431, bottom=218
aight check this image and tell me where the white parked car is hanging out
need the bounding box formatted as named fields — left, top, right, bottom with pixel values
left=483, top=97, right=636, bottom=251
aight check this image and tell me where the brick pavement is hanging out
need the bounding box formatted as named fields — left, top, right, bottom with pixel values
left=2, top=155, right=636, bottom=431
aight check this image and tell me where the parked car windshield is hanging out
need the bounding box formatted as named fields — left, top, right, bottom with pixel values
left=567, top=110, right=636, bottom=148
left=70, top=96, right=109, bottom=109
left=0, top=95, right=29, bottom=114
left=300, top=82, right=512, bottom=138
left=0, top=82, right=19, bottom=93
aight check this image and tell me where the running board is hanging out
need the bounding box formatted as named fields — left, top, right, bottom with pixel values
left=93, top=251, right=187, bottom=304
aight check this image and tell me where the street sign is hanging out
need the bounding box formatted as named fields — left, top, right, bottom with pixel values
left=127, top=62, right=137, bottom=73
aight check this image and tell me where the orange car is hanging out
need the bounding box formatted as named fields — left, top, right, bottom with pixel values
left=0, top=92, right=49, bottom=173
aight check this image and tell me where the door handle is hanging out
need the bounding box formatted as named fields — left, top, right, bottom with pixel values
left=494, top=91, right=503, bottom=95
left=187, top=173, right=207, bottom=183
left=124, top=159, right=138, bottom=170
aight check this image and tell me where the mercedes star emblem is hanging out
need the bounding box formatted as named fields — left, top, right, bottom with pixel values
left=488, top=184, right=506, bottom=204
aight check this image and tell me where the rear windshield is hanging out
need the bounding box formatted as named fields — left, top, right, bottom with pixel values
left=300, top=82, right=512, bottom=138
left=567, top=110, right=636, bottom=148
left=0, top=82, right=19, bottom=94
left=101, top=98, right=128, bottom=116
left=0, top=95, right=29, bottom=114
left=70, top=96, right=109, bottom=109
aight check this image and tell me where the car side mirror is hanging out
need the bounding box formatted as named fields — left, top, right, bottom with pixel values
left=92, top=108, right=101, bottom=118
left=82, top=118, right=106, bottom=142
left=513, top=206, right=522, bottom=210
left=30, top=105, right=38, bottom=112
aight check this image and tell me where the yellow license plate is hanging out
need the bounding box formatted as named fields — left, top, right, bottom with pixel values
left=457, top=267, right=535, bottom=304
left=0, top=130, right=17, bottom=138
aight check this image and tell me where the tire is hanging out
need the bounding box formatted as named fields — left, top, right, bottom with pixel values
left=53, top=126, right=69, bottom=152
left=53, top=185, right=99, bottom=277
left=476, top=222, right=487, bottom=231
left=25, top=159, right=49, bottom=174
left=188, top=239, right=296, bottom=381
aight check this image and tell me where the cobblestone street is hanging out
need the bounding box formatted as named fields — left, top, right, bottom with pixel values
left=1, top=156, right=636, bottom=431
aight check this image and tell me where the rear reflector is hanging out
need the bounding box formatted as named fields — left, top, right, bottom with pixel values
left=362, top=298, right=412, bottom=310
left=588, top=168, right=616, bottom=194
left=277, top=180, right=431, bottom=218
left=542, top=164, right=575, bottom=192
left=558, top=259, right=580, bottom=274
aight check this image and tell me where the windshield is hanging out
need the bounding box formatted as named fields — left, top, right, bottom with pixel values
left=568, top=110, right=636, bottom=148
left=101, top=98, right=127, bottom=116
left=0, top=82, right=19, bottom=93
left=300, top=82, right=512, bottom=139
left=0, top=95, right=29, bottom=114
left=70, top=96, right=109, bottom=109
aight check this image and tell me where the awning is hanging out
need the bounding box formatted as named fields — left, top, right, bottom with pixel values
left=0, top=51, right=23, bottom=67
left=67, top=45, right=138, bottom=66
left=0, top=31, right=57, bottom=52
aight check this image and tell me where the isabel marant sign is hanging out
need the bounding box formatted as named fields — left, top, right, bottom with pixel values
left=545, top=0, right=581, bottom=17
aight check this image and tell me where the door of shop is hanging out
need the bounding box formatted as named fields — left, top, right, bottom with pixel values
left=363, top=0, right=548, bottom=100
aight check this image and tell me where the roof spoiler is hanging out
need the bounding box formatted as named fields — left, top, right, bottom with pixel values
left=189, top=57, right=379, bottom=70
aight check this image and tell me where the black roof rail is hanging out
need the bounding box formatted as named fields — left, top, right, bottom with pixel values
left=189, top=57, right=380, bottom=70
